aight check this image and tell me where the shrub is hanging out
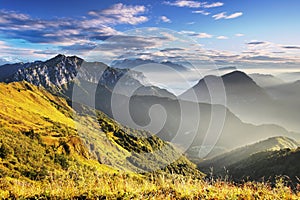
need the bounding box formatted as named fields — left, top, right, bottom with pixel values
left=0, top=143, right=11, bottom=159
left=54, top=154, right=69, bottom=169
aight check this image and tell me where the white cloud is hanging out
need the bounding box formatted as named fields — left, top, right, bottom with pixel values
left=164, top=1, right=224, bottom=9
left=235, top=33, right=245, bottom=37
left=195, top=32, right=213, bottom=38
left=89, top=3, right=148, bottom=25
left=164, top=0, right=202, bottom=8
left=179, top=30, right=197, bottom=35
left=226, top=12, right=243, bottom=19
left=178, top=31, right=213, bottom=38
left=212, top=12, right=226, bottom=20
left=192, top=10, right=210, bottom=15
left=216, top=36, right=228, bottom=40
left=203, top=2, right=224, bottom=8
left=160, top=16, right=172, bottom=23
left=212, top=12, right=243, bottom=20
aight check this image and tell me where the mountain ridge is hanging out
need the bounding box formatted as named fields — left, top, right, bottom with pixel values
left=112, top=58, right=189, bottom=71
left=197, top=136, right=300, bottom=184
left=0, top=54, right=176, bottom=99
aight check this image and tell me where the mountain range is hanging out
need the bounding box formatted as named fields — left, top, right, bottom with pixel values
left=111, top=58, right=189, bottom=71
left=180, top=70, right=300, bottom=133
left=1, top=55, right=300, bottom=159
left=249, top=73, right=285, bottom=87
left=198, top=136, right=300, bottom=184
left=1, top=54, right=300, bottom=197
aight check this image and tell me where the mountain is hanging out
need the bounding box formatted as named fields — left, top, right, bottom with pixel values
left=180, top=71, right=300, bottom=133
left=198, top=136, right=299, bottom=175
left=0, top=58, right=9, bottom=65
left=180, top=71, right=272, bottom=121
left=2, top=58, right=299, bottom=158
left=0, top=55, right=82, bottom=88
left=249, top=73, right=285, bottom=87
left=263, top=80, right=300, bottom=132
left=62, top=69, right=299, bottom=160
left=112, top=58, right=189, bottom=71
left=60, top=72, right=299, bottom=160
left=108, top=94, right=299, bottom=160
left=0, top=81, right=201, bottom=177
left=180, top=70, right=270, bottom=104
left=226, top=147, right=300, bottom=184
left=266, top=80, right=300, bottom=102
left=0, top=54, right=176, bottom=99
left=0, top=62, right=31, bottom=80
left=277, top=71, right=300, bottom=83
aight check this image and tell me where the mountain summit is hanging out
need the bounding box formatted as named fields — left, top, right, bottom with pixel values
left=180, top=71, right=272, bottom=124
left=0, top=55, right=176, bottom=99
left=180, top=70, right=270, bottom=104
left=0, top=54, right=83, bottom=88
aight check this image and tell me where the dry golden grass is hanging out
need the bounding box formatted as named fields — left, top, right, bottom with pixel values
left=1, top=170, right=299, bottom=199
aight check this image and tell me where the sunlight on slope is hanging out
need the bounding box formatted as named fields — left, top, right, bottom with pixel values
left=0, top=81, right=74, bottom=133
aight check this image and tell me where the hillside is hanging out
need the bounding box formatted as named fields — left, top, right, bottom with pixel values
left=120, top=95, right=299, bottom=159
left=0, top=81, right=203, bottom=195
left=198, top=136, right=299, bottom=174
left=227, top=147, right=300, bottom=184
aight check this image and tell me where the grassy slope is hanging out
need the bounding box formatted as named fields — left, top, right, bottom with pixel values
left=0, top=81, right=204, bottom=197
left=198, top=136, right=300, bottom=183
left=227, top=147, right=300, bottom=184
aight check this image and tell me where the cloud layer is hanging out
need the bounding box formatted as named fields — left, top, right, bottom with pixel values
left=212, top=12, right=243, bottom=20
left=0, top=3, right=148, bottom=45
left=164, top=1, right=224, bottom=8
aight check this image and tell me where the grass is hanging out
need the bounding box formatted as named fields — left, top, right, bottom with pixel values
left=1, top=171, right=299, bottom=199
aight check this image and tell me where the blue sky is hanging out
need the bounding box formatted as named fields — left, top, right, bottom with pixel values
left=0, top=0, right=300, bottom=70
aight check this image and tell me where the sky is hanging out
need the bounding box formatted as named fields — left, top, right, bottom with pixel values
left=0, top=0, right=300, bottom=73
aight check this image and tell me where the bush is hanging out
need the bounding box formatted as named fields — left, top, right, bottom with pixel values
left=54, top=154, right=69, bottom=169
left=0, top=143, right=11, bottom=159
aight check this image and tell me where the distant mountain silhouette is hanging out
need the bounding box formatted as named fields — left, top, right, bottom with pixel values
left=198, top=136, right=299, bottom=174
left=277, top=71, right=300, bottom=82
left=180, top=71, right=271, bottom=120
left=266, top=80, right=300, bottom=102
left=249, top=73, right=285, bottom=87
left=112, top=58, right=189, bottom=71
left=113, top=94, right=299, bottom=159
left=180, top=71, right=300, bottom=133
left=181, top=71, right=270, bottom=101
left=197, top=136, right=300, bottom=185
